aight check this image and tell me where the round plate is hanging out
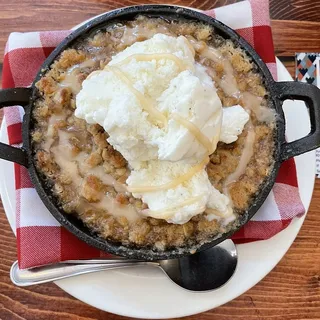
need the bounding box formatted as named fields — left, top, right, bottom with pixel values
left=0, top=34, right=315, bottom=320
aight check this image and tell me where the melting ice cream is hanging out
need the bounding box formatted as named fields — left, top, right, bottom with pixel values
left=76, top=34, right=249, bottom=224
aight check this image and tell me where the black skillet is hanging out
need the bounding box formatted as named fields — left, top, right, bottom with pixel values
left=0, top=5, right=320, bottom=260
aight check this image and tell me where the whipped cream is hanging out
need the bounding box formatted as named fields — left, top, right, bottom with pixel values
left=220, top=105, right=250, bottom=144
left=75, top=34, right=222, bottom=164
left=127, top=158, right=231, bottom=224
left=76, top=34, right=249, bottom=224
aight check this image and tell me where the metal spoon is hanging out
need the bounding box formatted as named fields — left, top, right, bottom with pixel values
left=10, top=239, right=237, bottom=291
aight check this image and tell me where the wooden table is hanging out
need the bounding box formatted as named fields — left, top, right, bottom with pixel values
left=0, top=0, right=320, bottom=319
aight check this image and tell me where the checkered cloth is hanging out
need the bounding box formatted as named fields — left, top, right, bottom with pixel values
left=2, top=0, right=305, bottom=269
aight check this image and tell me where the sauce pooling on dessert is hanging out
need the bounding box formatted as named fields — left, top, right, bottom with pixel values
left=223, top=125, right=256, bottom=195
left=43, top=114, right=139, bottom=222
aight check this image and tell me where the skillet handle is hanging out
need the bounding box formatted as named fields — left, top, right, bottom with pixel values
left=274, top=81, right=320, bottom=162
left=0, top=87, right=32, bottom=167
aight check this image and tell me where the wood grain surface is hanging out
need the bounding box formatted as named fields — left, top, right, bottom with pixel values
left=0, top=0, right=320, bottom=319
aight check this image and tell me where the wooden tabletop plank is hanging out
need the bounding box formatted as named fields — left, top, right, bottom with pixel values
left=270, top=1, right=320, bottom=22
left=0, top=0, right=320, bottom=319
left=272, top=20, right=320, bottom=57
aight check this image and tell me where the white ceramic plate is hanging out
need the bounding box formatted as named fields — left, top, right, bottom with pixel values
left=0, top=21, right=315, bottom=316
left=0, top=58, right=315, bottom=319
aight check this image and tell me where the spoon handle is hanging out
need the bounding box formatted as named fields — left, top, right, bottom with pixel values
left=10, top=260, right=158, bottom=286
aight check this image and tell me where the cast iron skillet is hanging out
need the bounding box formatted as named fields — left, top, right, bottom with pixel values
left=1, top=5, right=320, bottom=260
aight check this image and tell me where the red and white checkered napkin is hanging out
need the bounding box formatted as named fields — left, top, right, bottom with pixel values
left=2, top=0, right=305, bottom=269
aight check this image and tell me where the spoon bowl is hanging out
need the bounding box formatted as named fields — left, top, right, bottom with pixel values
left=11, top=240, right=237, bottom=291
left=159, top=239, right=237, bottom=291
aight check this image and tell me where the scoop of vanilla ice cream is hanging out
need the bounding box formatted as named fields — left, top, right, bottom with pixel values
left=109, top=33, right=195, bottom=99
left=127, top=159, right=232, bottom=224
left=75, top=69, right=161, bottom=162
left=75, top=34, right=222, bottom=164
left=155, top=66, right=222, bottom=161
left=220, top=105, right=250, bottom=144
left=75, top=34, right=249, bottom=224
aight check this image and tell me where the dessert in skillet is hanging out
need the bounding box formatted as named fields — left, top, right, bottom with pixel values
left=32, top=16, right=275, bottom=250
